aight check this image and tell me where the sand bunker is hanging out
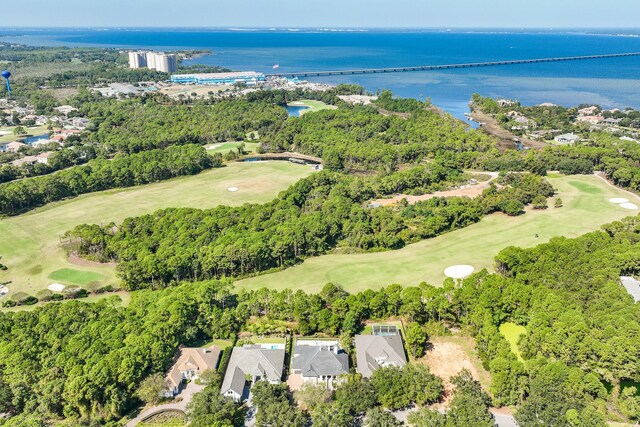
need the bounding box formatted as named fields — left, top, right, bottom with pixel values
left=620, top=202, right=639, bottom=210
left=0, top=285, right=8, bottom=297
left=609, top=198, right=630, bottom=204
left=444, top=265, right=475, bottom=279
left=227, top=187, right=239, bottom=192
left=48, top=283, right=66, bottom=292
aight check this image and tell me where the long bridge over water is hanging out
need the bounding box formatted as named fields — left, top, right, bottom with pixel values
left=267, top=52, right=640, bottom=78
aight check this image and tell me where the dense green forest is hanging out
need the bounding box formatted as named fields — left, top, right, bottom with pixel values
left=67, top=169, right=553, bottom=289
left=0, top=144, right=218, bottom=215
left=261, top=101, right=495, bottom=172
left=2, top=217, right=640, bottom=425
left=2, top=88, right=640, bottom=426
left=84, top=98, right=289, bottom=154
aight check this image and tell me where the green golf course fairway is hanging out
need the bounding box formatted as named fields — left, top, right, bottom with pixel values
left=0, top=161, right=314, bottom=297
left=237, top=174, right=639, bottom=293
left=48, top=268, right=105, bottom=286
left=500, top=322, right=527, bottom=362
left=287, top=99, right=337, bottom=115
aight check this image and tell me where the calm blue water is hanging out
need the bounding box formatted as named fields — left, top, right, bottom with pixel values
left=23, top=133, right=49, bottom=144
left=286, top=105, right=309, bottom=117
left=2, top=28, right=640, bottom=119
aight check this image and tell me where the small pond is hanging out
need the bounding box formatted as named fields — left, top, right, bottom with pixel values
left=286, top=105, right=310, bottom=117
left=23, top=133, right=49, bottom=144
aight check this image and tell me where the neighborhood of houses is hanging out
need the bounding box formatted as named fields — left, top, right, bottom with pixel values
left=0, top=99, right=89, bottom=166
left=163, top=325, right=407, bottom=405
left=492, top=99, right=640, bottom=145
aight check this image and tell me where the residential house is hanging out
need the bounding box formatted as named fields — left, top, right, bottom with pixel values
left=35, top=116, right=49, bottom=126
left=163, top=346, right=221, bottom=397
left=554, top=133, right=580, bottom=144
left=604, top=118, right=623, bottom=126
left=497, top=99, right=516, bottom=107
left=71, top=117, right=90, bottom=129
left=10, top=156, right=38, bottom=167
left=578, top=106, right=599, bottom=116
left=355, top=328, right=407, bottom=378
left=221, top=344, right=285, bottom=402
left=291, top=339, right=349, bottom=390
left=54, top=105, right=78, bottom=116
left=49, top=134, right=67, bottom=144
left=5, top=141, right=26, bottom=153
left=36, top=151, right=54, bottom=165
left=577, top=115, right=604, bottom=125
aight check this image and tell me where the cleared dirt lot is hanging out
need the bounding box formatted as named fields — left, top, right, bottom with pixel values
left=418, top=335, right=491, bottom=408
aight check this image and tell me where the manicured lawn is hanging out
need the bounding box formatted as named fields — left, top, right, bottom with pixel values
left=1, top=292, right=131, bottom=313
left=0, top=125, right=50, bottom=143
left=499, top=322, right=527, bottom=362
left=288, top=99, right=337, bottom=115
left=0, top=162, right=313, bottom=300
left=237, top=174, right=639, bottom=293
left=48, top=268, right=105, bottom=286
left=206, top=141, right=260, bottom=154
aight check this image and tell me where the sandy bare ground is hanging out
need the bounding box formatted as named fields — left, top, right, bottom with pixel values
left=68, top=254, right=116, bottom=269
left=371, top=172, right=499, bottom=207
left=419, top=337, right=486, bottom=408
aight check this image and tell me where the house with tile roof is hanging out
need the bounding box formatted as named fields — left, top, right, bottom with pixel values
left=163, top=346, right=221, bottom=397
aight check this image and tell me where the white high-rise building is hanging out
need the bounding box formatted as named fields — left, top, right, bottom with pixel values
left=144, top=52, right=177, bottom=73
left=155, top=54, right=178, bottom=73
left=128, top=51, right=178, bottom=74
left=128, top=51, right=147, bottom=69
left=146, top=52, right=158, bottom=70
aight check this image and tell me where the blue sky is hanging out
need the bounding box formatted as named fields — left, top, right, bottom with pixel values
left=3, top=0, right=640, bottom=28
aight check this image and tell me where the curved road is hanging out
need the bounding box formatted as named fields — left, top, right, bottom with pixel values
left=125, top=382, right=205, bottom=427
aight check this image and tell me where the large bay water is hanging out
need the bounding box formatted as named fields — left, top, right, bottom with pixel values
left=2, top=28, right=640, bottom=119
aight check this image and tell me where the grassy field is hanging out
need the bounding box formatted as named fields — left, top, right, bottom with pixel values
left=0, top=292, right=132, bottom=313
left=0, top=125, right=50, bottom=143
left=48, top=268, right=104, bottom=286
left=206, top=141, right=260, bottom=154
left=0, top=162, right=313, bottom=299
left=288, top=99, right=337, bottom=115
left=499, top=322, right=527, bottom=362
left=237, top=174, right=639, bottom=293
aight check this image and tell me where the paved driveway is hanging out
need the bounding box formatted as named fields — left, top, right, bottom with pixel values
left=492, top=409, right=519, bottom=427
left=125, top=381, right=206, bottom=427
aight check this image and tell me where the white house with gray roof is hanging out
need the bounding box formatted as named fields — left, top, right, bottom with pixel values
left=291, top=339, right=349, bottom=389
left=220, top=344, right=285, bottom=402
left=355, top=332, right=407, bottom=378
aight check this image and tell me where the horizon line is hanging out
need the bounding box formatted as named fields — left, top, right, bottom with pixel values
left=1, top=26, right=640, bottom=30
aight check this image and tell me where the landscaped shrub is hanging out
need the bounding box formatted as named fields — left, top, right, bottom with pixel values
left=36, top=289, right=54, bottom=302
